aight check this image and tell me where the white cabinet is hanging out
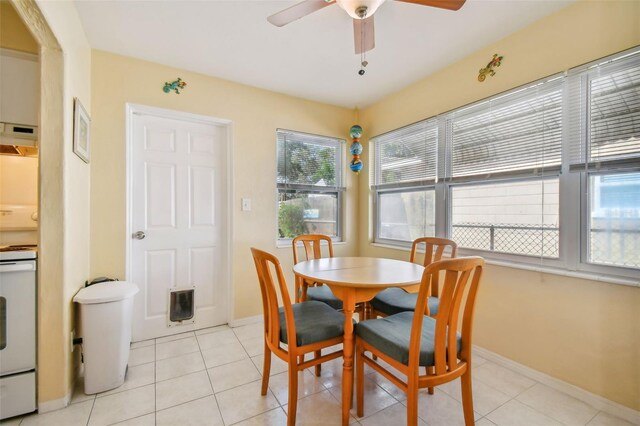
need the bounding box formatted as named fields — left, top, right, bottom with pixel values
left=0, top=49, right=39, bottom=126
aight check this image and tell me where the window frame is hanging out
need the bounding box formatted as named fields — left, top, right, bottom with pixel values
left=445, top=175, right=565, bottom=269
left=370, top=47, right=640, bottom=281
left=374, top=185, right=437, bottom=247
left=574, top=170, right=640, bottom=280
left=276, top=129, right=346, bottom=244
left=568, top=50, right=640, bottom=279
left=371, top=118, right=439, bottom=249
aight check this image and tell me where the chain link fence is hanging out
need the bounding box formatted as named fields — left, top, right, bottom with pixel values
left=590, top=228, right=640, bottom=269
left=453, top=222, right=640, bottom=268
left=452, top=223, right=559, bottom=258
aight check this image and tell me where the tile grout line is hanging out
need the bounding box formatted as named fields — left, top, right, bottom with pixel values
left=84, top=378, right=98, bottom=426
left=449, top=361, right=542, bottom=425
left=226, top=406, right=284, bottom=426
left=194, top=328, right=226, bottom=425
left=154, top=338, right=157, bottom=426
left=583, top=409, right=601, bottom=426
left=230, top=325, right=288, bottom=419
left=354, top=382, right=407, bottom=422
left=507, top=378, right=569, bottom=424
left=514, top=389, right=597, bottom=426
left=480, top=392, right=519, bottom=423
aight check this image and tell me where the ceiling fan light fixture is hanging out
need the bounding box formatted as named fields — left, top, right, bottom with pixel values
left=335, top=0, right=386, bottom=19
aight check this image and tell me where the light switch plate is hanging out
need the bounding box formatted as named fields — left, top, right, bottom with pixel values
left=241, top=198, right=251, bottom=211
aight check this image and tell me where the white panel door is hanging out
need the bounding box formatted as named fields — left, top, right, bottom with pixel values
left=130, top=111, right=228, bottom=341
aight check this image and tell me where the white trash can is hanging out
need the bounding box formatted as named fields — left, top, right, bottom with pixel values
left=73, top=281, right=139, bottom=394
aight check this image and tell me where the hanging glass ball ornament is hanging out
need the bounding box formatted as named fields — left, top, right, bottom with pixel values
left=350, top=125, right=363, bottom=139
left=350, top=158, right=363, bottom=173
left=350, top=142, right=363, bottom=156
left=349, top=124, right=364, bottom=174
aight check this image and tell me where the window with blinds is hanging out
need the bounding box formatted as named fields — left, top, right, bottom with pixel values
left=446, top=79, right=562, bottom=258
left=277, top=130, right=343, bottom=190
left=568, top=52, right=640, bottom=171
left=372, top=120, right=438, bottom=243
left=276, top=129, right=344, bottom=240
left=370, top=47, right=639, bottom=277
left=372, top=119, right=438, bottom=189
left=567, top=51, right=640, bottom=270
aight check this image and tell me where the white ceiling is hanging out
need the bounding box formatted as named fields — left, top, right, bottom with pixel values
left=73, top=0, right=575, bottom=108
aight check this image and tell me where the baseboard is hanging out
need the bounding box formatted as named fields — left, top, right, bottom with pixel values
left=37, top=389, right=72, bottom=414
left=473, top=345, right=640, bottom=425
left=37, top=360, right=82, bottom=414
left=228, top=314, right=262, bottom=328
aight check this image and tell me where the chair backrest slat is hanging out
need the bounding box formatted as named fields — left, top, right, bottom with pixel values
left=409, top=237, right=458, bottom=300
left=408, top=257, right=484, bottom=374
left=445, top=268, right=472, bottom=372
left=251, top=248, right=298, bottom=350
left=460, top=264, right=483, bottom=360
left=292, top=234, right=334, bottom=264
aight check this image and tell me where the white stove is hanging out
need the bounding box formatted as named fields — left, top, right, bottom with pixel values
left=0, top=244, right=37, bottom=419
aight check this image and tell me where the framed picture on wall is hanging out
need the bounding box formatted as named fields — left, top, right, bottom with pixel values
left=73, top=97, right=91, bottom=163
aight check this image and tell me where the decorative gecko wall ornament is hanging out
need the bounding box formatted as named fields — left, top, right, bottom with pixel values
left=478, top=54, right=504, bottom=82
left=163, top=78, right=187, bottom=94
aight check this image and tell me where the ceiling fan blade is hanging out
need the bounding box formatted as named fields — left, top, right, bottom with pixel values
left=395, top=0, right=466, bottom=11
left=267, top=0, right=335, bottom=27
left=354, top=16, right=375, bottom=54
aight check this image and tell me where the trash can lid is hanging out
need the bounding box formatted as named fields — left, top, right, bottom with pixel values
left=73, top=281, right=139, bottom=304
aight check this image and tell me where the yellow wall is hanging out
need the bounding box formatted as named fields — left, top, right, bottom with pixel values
left=0, top=1, right=38, bottom=53
left=89, top=51, right=358, bottom=320
left=359, top=0, right=640, bottom=411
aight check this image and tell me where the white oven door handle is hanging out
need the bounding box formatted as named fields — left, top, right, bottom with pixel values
left=0, top=263, right=35, bottom=273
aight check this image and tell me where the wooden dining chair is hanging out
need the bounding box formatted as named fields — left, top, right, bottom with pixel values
left=369, top=237, right=458, bottom=319
left=292, top=234, right=341, bottom=309
left=355, top=257, right=484, bottom=426
left=251, top=247, right=347, bottom=426
left=293, top=234, right=366, bottom=321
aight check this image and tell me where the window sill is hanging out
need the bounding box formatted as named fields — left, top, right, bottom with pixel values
left=369, top=243, right=639, bottom=288
left=371, top=242, right=411, bottom=252
left=484, top=259, right=639, bottom=288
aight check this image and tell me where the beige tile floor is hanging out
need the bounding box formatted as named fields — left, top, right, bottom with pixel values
left=3, top=322, right=635, bottom=426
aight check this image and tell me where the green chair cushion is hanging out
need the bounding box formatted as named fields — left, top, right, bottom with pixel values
left=303, top=284, right=343, bottom=310
left=370, top=288, right=439, bottom=316
left=355, top=311, right=461, bottom=366
left=279, top=301, right=347, bottom=347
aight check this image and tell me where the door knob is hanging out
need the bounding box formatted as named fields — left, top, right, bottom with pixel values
left=133, top=231, right=146, bottom=240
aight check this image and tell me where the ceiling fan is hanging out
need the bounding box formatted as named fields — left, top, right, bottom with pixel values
left=267, top=0, right=466, bottom=55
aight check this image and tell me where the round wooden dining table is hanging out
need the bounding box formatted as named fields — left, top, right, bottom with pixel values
left=293, top=257, right=424, bottom=425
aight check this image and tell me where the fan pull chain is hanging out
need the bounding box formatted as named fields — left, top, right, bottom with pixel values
left=358, top=9, right=368, bottom=76
left=359, top=50, right=368, bottom=76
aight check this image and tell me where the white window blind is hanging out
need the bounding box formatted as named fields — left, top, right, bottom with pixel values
left=276, top=129, right=344, bottom=240
left=369, top=47, right=639, bottom=276
left=372, top=119, right=438, bottom=189
left=568, top=51, right=640, bottom=172
left=567, top=50, right=640, bottom=271
left=446, top=78, right=563, bottom=182
left=277, top=129, right=344, bottom=191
